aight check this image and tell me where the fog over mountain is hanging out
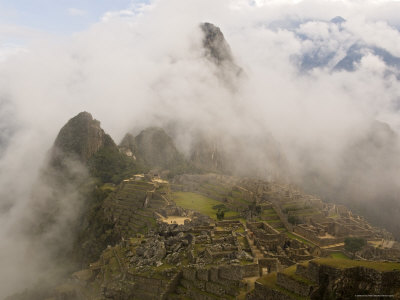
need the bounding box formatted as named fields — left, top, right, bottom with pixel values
left=1, top=0, right=400, bottom=297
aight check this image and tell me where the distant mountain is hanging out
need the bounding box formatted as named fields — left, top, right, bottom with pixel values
left=267, top=16, right=400, bottom=74
left=134, top=127, right=185, bottom=171
left=189, top=134, right=228, bottom=173
left=330, top=16, right=346, bottom=25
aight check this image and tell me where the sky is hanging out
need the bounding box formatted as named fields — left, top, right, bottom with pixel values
left=1, top=0, right=400, bottom=297
left=0, top=0, right=148, bottom=34
left=0, top=0, right=148, bottom=59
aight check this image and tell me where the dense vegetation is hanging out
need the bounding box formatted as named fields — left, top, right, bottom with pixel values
left=344, top=237, right=366, bottom=257
left=88, top=135, right=140, bottom=184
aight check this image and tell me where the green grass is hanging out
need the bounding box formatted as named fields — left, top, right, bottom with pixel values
left=266, top=219, right=282, bottom=223
left=315, top=258, right=400, bottom=271
left=155, top=262, right=175, bottom=271
left=286, top=232, right=315, bottom=246
left=329, top=252, right=350, bottom=260
left=291, top=210, right=320, bottom=217
left=262, top=209, right=277, bottom=216
left=238, top=236, right=249, bottom=248
left=282, top=202, right=305, bottom=209
left=100, top=183, right=116, bottom=192
left=172, top=192, right=238, bottom=219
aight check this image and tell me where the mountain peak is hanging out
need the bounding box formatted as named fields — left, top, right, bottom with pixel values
left=331, top=16, right=346, bottom=24
left=200, top=22, right=234, bottom=65
left=51, top=111, right=106, bottom=164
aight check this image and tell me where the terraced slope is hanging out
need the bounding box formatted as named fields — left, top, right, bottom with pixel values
left=103, top=177, right=170, bottom=238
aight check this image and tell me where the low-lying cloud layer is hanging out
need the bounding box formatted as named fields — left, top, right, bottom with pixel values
left=1, top=0, right=400, bottom=297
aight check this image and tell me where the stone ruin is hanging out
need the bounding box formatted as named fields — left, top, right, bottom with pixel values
left=47, top=173, right=400, bottom=299
left=247, top=221, right=315, bottom=268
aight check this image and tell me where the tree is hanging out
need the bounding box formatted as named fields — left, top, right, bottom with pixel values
left=216, top=209, right=225, bottom=221
left=288, top=215, right=300, bottom=225
left=344, top=237, right=366, bottom=258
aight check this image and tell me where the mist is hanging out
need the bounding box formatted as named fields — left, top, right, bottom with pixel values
left=1, top=0, right=400, bottom=297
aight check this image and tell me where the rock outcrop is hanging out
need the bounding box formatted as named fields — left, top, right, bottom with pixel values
left=50, top=111, right=108, bottom=166
left=201, top=22, right=235, bottom=66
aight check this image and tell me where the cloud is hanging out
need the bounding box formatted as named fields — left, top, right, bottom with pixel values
left=0, top=43, right=27, bottom=62
left=67, top=7, right=87, bottom=17
left=1, top=0, right=400, bottom=297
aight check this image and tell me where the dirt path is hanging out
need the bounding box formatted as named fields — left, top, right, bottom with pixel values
left=321, top=242, right=345, bottom=249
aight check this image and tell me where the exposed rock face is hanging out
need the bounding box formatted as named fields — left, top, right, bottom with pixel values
left=133, top=127, right=186, bottom=171
left=201, top=22, right=234, bottom=65
left=189, top=134, right=228, bottom=173
left=50, top=112, right=108, bottom=165
left=188, top=131, right=287, bottom=180
left=330, top=16, right=346, bottom=24
left=200, top=22, right=243, bottom=88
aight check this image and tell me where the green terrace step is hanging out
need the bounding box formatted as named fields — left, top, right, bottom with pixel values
left=262, top=215, right=280, bottom=221
left=129, top=218, right=147, bottom=225
left=131, top=290, right=161, bottom=300
left=119, top=187, right=149, bottom=194
left=122, top=187, right=152, bottom=194
left=132, top=212, right=155, bottom=220
left=112, top=203, right=141, bottom=211
left=128, top=219, right=147, bottom=227
left=117, top=192, right=147, bottom=200
left=134, top=211, right=155, bottom=218
left=167, top=292, right=192, bottom=300
left=125, top=180, right=154, bottom=186
left=128, top=223, right=142, bottom=231
left=119, top=215, right=130, bottom=222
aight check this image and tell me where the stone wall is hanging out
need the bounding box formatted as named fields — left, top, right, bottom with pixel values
left=276, top=273, right=314, bottom=297
left=295, top=264, right=314, bottom=282
left=216, top=220, right=243, bottom=227
left=258, top=258, right=280, bottom=273
left=242, top=264, right=260, bottom=278
left=246, top=281, right=293, bottom=300
left=125, top=272, right=170, bottom=299
left=275, top=255, right=296, bottom=267
left=178, top=265, right=245, bottom=298
left=176, top=264, right=258, bottom=299
left=293, top=225, right=344, bottom=246
left=161, top=271, right=183, bottom=300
